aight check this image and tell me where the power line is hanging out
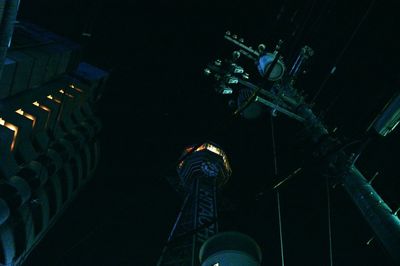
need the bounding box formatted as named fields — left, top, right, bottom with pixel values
left=326, top=176, right=334, bottom=266
left=311, top=0, right=377, bottom=104
left=276, top=190, right=285, bottom=266
left=271, top=115, right=285, bottom=266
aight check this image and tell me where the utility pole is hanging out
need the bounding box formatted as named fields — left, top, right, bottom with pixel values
left=204, top=31, right=400, bottom=265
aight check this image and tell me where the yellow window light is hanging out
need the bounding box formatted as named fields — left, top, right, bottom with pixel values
left=195, top=144, right=207, bottom=152
left=33, top=101, right=51, bottom=112
left=205, top=143, right=232, bottom=174
left=205, top=144, right=222, bottom=156
left=0, top=118, right=19, bottom=151
left=32, top=101, right=51, bottom=128
left=15, top=109, right=36, bottom=128
left=69, top=84, right=83, bottom=93
left=59, top=89, right=74, bottom=98
left=185, top=146, right=194, bottom=153
left=47, top=95, right=61, bottom=104
left=187, top=143, right=232, bottom=174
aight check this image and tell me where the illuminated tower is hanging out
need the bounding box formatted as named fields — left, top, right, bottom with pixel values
left=157, top=142, right=232, bottom=266
left=0, top=7, right=108, bottom=266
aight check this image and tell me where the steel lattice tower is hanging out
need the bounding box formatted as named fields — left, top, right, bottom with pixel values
left=157, top=142, right=232, bottom=266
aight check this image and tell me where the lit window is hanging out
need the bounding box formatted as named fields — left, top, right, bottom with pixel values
left=206, top=143, right=222, bottom=156
left=47, top=95, right=61, bottom=104
left=69, top=84, right=83, bottom=93
left=185, top=146, right=194, bottom=153
left=195, top=144, right=207, bottom=152
left=0, top=118, right=19, bottom=151
left=33, top=101, right=51, bottom=112
left=188, top=143, right=232, bottom=174
left=32, top=101, right=51, bottom=128
left=15, top=109, right=36, bottom=128
left=59, top=89, right=74, bottom=98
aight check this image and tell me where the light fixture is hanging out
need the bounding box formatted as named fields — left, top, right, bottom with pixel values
left=181, top=143, right=232, bottom=174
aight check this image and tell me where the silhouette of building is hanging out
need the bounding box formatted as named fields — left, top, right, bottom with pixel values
left=0, top=2, right=107, bottom=265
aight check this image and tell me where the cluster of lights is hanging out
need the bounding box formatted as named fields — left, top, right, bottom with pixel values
left=179, top=143, right=232, bottom=174
left=0, top=85, right=83, bottom=152
left=194, top=143, right=232, bottom=174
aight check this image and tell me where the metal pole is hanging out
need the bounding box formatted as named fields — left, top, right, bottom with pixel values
left=297, top=103, right=400, bottom=264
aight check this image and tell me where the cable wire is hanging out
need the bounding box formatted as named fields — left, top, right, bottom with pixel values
left=271, top=115, right=285, bottom=266
left=276, top=190, right=285, bottom=266
left=271, top=114, right=278, bottom=176
left=311, top=0, right=376, bottom=104
left=326, top=176, right=334, bottom=266
left=287, top=0, right=318, bottom=59
left=307, top=0, right=334, bottom=35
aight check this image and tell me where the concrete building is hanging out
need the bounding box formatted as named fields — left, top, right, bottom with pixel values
left=0, top=2, right=107, bottom=265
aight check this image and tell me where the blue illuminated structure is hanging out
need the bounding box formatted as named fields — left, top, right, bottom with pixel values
left=257, top=53, right=285, bottom=81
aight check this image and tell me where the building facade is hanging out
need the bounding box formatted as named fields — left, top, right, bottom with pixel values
left=0, top=4, right=108, bottom=265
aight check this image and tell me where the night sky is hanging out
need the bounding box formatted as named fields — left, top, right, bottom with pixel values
left=17, top=0, right=400, bottom=265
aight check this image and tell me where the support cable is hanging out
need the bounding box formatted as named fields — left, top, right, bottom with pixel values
left=271, top=115, right=285, bottom=266
left=326, top=176, right=334, bottom=266
left=276, top=190, right=285, bottom=266
left=311, top=0, right=376, bottom=104
left=307, top=0, right=334, bottom=34
left=287, top=0, right=317, bottom=60
left=270, top=114, right=278, bottom=176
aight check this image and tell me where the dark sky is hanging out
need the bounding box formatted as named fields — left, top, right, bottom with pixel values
left=17, top=0, right=400, bottom=265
